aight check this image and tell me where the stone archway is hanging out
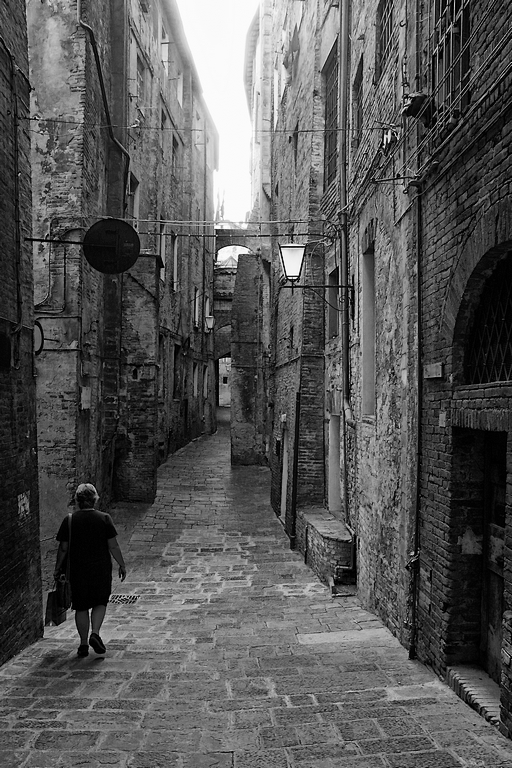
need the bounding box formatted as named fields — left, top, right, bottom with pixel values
left=214, top=227, right=271, bottom=465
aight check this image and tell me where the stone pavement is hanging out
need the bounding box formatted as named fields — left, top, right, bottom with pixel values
left=3, top=411, right=512, bottom=767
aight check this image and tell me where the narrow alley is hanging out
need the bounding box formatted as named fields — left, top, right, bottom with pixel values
left=1, top=410, right=512, bottom=768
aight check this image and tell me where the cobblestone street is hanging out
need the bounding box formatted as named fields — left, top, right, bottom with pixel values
left=2, top=410, right=512, bottom=767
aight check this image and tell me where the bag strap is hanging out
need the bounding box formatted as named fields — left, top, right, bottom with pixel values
left=66, top=513, right=72, bottom=579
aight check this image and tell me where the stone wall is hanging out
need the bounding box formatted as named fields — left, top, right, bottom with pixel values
left=231, top=252, right=269, bottom=465
left=0, top=0, right=42, bottom=664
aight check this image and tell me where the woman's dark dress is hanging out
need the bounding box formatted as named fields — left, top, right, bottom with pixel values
left=56, top=508, right=117, bottom=611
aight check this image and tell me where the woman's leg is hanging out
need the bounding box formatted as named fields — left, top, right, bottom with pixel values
left=91, top=604, right=107, bottom=635
left=75, top=610, right=90, bottom=645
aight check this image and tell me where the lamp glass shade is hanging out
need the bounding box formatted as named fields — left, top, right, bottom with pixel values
left=278, top=243, right=306, bottom=282
left=204, top=315, right=215, bottom=332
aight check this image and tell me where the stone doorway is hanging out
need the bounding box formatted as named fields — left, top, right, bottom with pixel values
left=450, top=428, right=506, bottom=683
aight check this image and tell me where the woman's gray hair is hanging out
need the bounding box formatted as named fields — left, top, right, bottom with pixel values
left=75, top=483, right=99, bottom=509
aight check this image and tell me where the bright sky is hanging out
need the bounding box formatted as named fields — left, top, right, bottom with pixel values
left=176, top=0, right=258, bottom=225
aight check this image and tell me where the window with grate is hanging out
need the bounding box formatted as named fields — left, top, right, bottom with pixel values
left=352, top=56, right=364, bottom=147
left=430, top=0, right=471, bottom=124
left=328, top=267, right=339, bottom=338
left=464, top=256, right=512, bottom=385
left=323, top=42, right=338, bottom=190
left=376, top=0, right=394, bottom=79
left=136, top=56, right=145, bottom=103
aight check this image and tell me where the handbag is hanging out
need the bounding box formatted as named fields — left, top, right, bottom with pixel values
left=45, top=590, right=67, bottom=626
left=55, top=513, right=72, bottom=610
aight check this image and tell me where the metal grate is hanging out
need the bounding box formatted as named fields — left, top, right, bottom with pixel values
left=323, top=42, right=338, bottom=190
left=376, top=0, right=394, bottom=79
left=465, top=256, right=512, bottom=385
left=429, top=0, right=471, bottom=138
left=109, top=594, right=140, bottom=605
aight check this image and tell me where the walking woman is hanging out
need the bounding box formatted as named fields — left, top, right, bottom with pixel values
left=54, top=483, right=127, bottom=657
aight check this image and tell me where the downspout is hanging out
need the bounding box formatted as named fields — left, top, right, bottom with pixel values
left=407, top=189, right=422, bottom=660
left=289, top=390, right=301, bottom=549
left=77, top=0, right=130, bottom=209
left=407, top=0, right=423, bottom=661
left=338, top=0, right=353, bottom=519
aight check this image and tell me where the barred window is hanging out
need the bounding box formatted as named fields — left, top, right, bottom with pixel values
left=464, top=256, right=512, bottom=385
left=376, top=0, right=394, bottom=79
left=136, top=57, right=145, bottom=103
left=323, top=43, right=338, bottom=190
left=353, top=56, right=364, bottom=147
left=431, top=0, right=471, bottom=121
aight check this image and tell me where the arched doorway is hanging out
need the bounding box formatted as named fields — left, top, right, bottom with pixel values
left=447, top=247, right=512, bottom=682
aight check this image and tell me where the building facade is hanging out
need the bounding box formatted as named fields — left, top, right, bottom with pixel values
left=0, top=0, right=42, bottom=664
left=28, top=0, right=217, bottom=582
left=247, top=0, right=512, bottom=733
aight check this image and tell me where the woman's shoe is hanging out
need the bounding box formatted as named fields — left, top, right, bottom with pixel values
left=89, top=633, right=106, bottom=654
left=77, top=644, right=89, bottom=657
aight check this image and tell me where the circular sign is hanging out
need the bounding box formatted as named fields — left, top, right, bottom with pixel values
left=83, top=219, right=140, bottom=274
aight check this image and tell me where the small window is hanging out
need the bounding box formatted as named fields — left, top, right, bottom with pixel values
left=292, top=123, right=299, bottom=167
left=465, top=255, right=512, bottom=385
left=172, top=136, right=179, bottom=177
left=193, top=288, right=200, bottom=327
left=431, top=0, right=471, bottom=126
left=328, top=268, right=339, bottom=339
left=323, top=42, right=338, bottom=190
left=161, top=26, right=170, bottom=73
left=159, top=224, right=166, bottom=275
left=127, top=174, right=140, bottom=229
left=376, top=0, right=394, bottom=80
left=171, top=234, right=179, bottom=291
left=176, top=71, right=183, bottom=106
left=136, top=56, right=145, bottom=103
left=352, top=56, right=364, bottom=147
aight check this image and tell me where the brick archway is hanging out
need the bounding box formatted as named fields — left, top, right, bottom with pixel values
left=440, top=197, right=512, bottom=347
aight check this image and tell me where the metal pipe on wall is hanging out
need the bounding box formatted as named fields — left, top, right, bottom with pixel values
left=338, top=0, right=353, bottom=531
left=76, top=0, right=130, bottom=210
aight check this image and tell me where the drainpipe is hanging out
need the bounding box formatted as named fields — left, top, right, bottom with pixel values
left=407, top=0, right=423, bottom=661
left=338, top=0, right=353, bottom=522
left=76, top=0, right=130, bottom=210
left=289, top=390, right=301, bottom=549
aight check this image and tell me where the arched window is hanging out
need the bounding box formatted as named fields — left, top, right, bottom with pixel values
left=464, top=255, right=512, bottom=384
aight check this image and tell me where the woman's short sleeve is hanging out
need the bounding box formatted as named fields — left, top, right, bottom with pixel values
left=56, top=516, right=70, bottom=542
left=104, top=513, right=118, bottom=540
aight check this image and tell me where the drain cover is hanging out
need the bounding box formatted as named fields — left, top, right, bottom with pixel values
left=109, top=594, right=140, bottom=605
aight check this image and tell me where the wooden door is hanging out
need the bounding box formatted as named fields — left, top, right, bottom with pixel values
left=480, top=432, right=507, bottom=684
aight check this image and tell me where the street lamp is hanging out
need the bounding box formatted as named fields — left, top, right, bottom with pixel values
left=204, top=315, right=215, bottom=333
left=278, top=240, right=353, bottom=310
left=278, top=243, right=307, bottom=282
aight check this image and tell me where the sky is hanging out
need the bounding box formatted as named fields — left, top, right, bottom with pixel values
left=176, top=0, right=259, bottom=225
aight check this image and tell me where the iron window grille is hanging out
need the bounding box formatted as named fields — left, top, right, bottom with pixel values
left=136, top=57, right=145, bottom=103
left=465, top=256, right=512, bottom=385
left=323, top=42, right=338, bottom=190
left=376, top=0, right=394, bottom=80
left=352, top=56, right=364, bottom=147
left=430, top=0, right=471, bottom=132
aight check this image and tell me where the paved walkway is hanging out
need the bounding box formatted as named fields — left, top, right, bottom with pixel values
left=3, top=410, right=512, bottom=767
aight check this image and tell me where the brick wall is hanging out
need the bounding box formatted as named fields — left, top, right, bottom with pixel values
left=0, top=0, right=42, bottom=664
left=231, top=252, right=270, bottom=465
